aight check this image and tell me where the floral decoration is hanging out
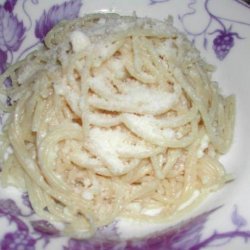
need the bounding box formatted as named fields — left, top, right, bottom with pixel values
left=1, top=196, right=250, bottom=249
left=0, top=1, right=25, bottom=73
left=35, top=0, right=82, bottom=41
left=178, top=0, right=250, bottom=60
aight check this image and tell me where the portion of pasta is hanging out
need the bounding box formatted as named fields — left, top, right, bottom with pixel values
left=0, top=13, right=235, bottom=238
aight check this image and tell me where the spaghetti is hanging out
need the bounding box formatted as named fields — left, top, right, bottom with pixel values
left=0, top=13, right=235, bottom=238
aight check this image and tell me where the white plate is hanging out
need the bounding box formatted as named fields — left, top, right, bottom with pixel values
left=0, top=0, right=250, bottom=249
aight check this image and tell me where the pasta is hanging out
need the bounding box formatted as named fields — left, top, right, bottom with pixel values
left=0, top=13, right=235, bottom=238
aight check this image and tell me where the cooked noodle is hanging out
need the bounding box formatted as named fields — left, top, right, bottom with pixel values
left=0, top=13, right=235, bottom=238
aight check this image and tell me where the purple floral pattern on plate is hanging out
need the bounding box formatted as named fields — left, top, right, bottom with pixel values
left=35, top=0, right=82, bottom=41
left=0, top=0, right=250, bottom=249
left=0, top=196, right=61, bottom=249
left=3, top=0, right=17, bottom=13
left=0, top=1, right=25, bottom=73
left=1, top=231, right=36, bottom=250
left=178, top=0, right=250, bottom=60
left=0, top=49, right=7, bottom=74
left=31, top=220, right=60, bottom=236
left=211, top=26, right=242, bottom=60
left=1, top=197, right=250, bottom=249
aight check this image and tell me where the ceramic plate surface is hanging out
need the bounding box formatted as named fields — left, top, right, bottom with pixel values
left=0, top=0, right=250, bottom=249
